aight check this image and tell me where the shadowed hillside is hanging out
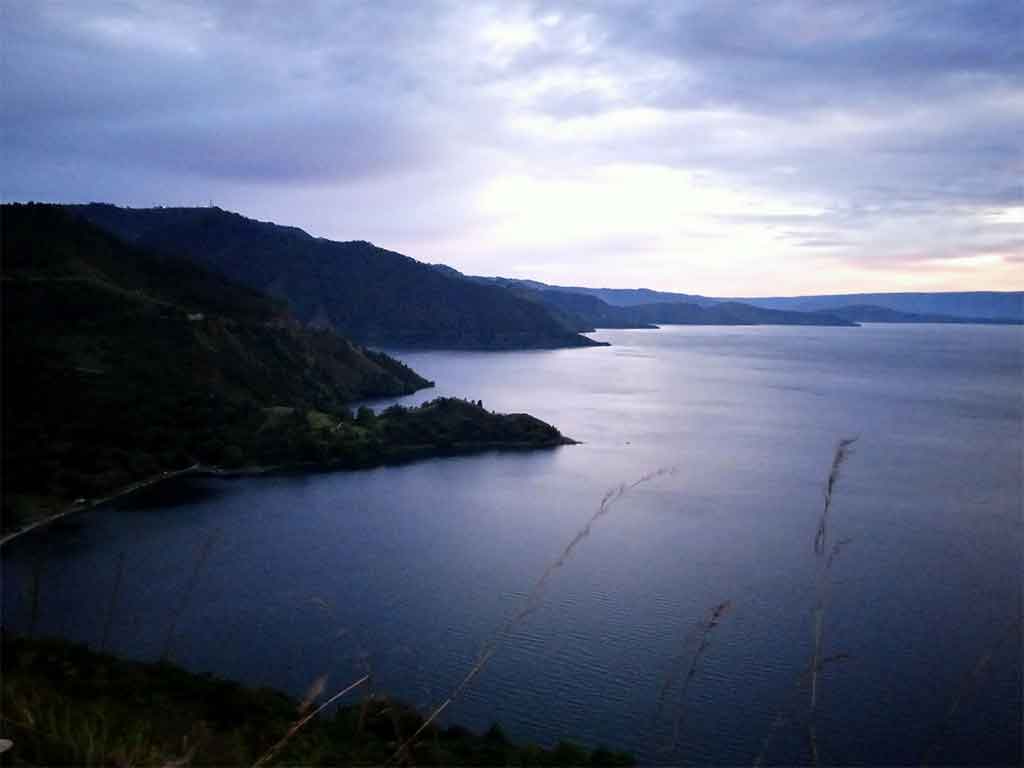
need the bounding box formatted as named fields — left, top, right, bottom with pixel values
left=68, top=204, right=604, bottom=350
left=1, top=205, right=573, bottom=533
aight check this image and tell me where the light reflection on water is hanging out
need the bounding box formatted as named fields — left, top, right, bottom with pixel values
left=4, top=324, right=1021, bottom=765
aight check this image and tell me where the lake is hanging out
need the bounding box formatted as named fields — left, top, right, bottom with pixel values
left=3, top=324, right=1021, bottom=765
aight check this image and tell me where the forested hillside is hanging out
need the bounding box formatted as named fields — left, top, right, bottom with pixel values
left=69, top=204, right=603, bottom=350
left=2, top=206, right=572, bottom=531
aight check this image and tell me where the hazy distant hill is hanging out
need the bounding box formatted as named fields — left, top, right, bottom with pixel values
left=631, top=301, right=856, bottom=326
left=477, top=278, right=717, bottom=310
left=735, top=292, right=1023, bottom=321
left=812, top=305, right=1021, bottom=324
left=460, top=275, right=855, bottom=327
left=465, top=276, right=855, bottom=328
left=527, top=289, right=659, bottom=330
left=475, top=276, right=1022, bottom=323
left=69, top=205, right=602, bottom=350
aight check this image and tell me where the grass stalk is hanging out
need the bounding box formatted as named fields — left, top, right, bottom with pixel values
left=27, top=556, right=45, bottom=636
left=160, top=529, right=220, bottom=663
left=810, top=438, right=856, bottom=711
left=99, top=552, right=126, bottom=653
left=752, top=653, right=851, bottom=767
left=655, top=600, right=732, bottom=754
left=250, top=674, right=369, bottom=768
left=807, top=437, right=856, bottom=765
left=919, top=619, right=1019, bottom=766
left=386, top=466, right=676, bottom=765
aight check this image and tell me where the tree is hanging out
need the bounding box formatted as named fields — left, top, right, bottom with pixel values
left=356, top=406, right=377, bottom=427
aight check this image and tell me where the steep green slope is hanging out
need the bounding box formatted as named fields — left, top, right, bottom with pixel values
left=68, top=204, right=603, bottom=350
left=2, top=206, right=573, bottom=532
left=0, top=205, right=422, bottom=520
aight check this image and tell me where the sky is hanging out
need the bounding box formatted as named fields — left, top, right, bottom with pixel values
left=4, top=0, right=1022, bottom=295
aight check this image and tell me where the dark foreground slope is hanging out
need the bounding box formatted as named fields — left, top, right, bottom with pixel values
left=69, top=204, right=602, bottom=350
left=3, top=634, right=631, bottom=766
left=1, top=206, right=572, bottom=531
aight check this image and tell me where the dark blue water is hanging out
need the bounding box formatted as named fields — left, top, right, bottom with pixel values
left=3, top=324, right=1021, bottom=765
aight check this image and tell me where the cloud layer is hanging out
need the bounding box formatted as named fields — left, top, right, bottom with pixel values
left=4, top=0, right=1021, bottom=293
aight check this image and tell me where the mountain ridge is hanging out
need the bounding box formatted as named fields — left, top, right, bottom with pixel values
left=67, top=204, right=604, bottom=350
left=471, top=276, right=1023, bottom=322
left=459, top=274, right=857, bottom=328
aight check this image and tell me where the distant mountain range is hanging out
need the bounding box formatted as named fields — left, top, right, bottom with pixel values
left=508, top=281, right=1022, bottom=323
left=460, top=274, right=1022, bottom=327
left=470, top=277, right=856, bottom=329
left=66, top=204, right=1020, bottom=350
left=725, top=291, right=1023, bottom=320
left=67, top=205, right=900, bottom=353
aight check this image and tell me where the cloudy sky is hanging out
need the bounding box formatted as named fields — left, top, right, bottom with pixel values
left=4, top=1, right=1022, bottom=295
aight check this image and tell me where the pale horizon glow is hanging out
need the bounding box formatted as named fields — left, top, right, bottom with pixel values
left=4, top=1, right=1022, bottom=295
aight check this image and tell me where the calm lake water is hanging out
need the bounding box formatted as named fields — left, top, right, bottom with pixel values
left=3, top=324, right=1022, bottom=765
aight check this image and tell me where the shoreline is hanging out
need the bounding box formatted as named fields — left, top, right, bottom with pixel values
left=0, top=437, right=577, bottom=548
left=0, top=463, right=201, bottom=549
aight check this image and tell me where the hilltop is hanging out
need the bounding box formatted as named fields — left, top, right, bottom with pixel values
left=68, top=204, right=603, bottom=350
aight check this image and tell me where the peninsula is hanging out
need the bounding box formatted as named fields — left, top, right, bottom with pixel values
left=1, top=205, right=574, bottom=534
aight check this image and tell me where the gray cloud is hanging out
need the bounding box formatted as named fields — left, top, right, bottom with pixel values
left=3, top=0, right=1021, bottom=290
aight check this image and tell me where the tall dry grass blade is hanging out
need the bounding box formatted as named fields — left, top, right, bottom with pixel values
left=810, top=438, right=856, bottom=710
left=160, top=529, right=220, bottom=663
left=752, top=653, right=851, bottom=767
left=27, top=557, right=45, bottom=636
left=658, top=601, right=732, bottom=754
left=654, top=619, right=708, bottom=727
left=386, top=466, right=676, bottom=766
left=297, top=674, right=328, bottom=716
left=99, top=552, right=126, bottom=653
left=814, top=438, right=857, bottom=557
left=754, top=436, right=857, bottom=767
left=250, top=674, right=369, bottom=768
left=159, top=743, right=197, bottom=768
left=807, top=438, right=856, bottom=766
left=919, top=619, right=1018, bottom=767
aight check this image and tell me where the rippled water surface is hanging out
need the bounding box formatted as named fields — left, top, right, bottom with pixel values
left=4, top=324, right=1022, bottom=764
